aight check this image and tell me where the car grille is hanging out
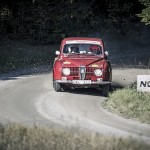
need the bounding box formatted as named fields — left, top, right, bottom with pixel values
left=69, top=67, right=95, bottom=77
left=70, top=67, right=78, bottom=76
left=86, top=67, right=95, bottom=76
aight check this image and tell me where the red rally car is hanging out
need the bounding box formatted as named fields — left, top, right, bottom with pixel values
left=53, top=37, right=112, bottom=96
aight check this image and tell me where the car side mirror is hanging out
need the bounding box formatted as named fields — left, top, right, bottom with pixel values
left=55, top=51, right=60, bottom=56
left=105, top=51, right=109, bottom=56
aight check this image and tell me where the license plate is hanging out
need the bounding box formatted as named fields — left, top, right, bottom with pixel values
left=72, top=80, right=91, bottom=84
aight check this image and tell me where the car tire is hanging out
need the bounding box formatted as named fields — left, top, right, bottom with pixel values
left=53, top=81, right=62, bottom=92
left=102, top=84, right=110, bottom=97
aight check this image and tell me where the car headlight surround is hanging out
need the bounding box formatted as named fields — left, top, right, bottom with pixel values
left=62, top=68, right=70, bottom=76
left=94, top=69, right=102, bottom=76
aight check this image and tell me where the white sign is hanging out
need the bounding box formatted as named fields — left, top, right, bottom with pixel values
left=66, top=40, right=101, bottom=45
left=137, top=75, right=150, bottom=92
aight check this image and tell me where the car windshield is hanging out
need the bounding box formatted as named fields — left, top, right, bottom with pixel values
left=63, top=44, right=103, bottom=55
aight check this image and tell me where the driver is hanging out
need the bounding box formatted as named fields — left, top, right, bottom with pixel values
left=68, top=46, right=79, bottom=53
left=90, top=45, right=102, bottom=55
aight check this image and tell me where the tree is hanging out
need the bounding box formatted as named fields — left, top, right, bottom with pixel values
left=138, top=0, right=150, bottom=25
left=106, top=0, right=134, bottom=34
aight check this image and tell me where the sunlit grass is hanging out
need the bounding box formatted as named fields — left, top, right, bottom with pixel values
left=104, top=87, right=150, bottom=124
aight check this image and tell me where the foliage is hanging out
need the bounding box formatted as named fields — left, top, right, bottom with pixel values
left=105, top=0, right=137, bottom=34
left=0, top=39, right=57, bottom=73
left=104, top=87, right=150, bottom=124
left=0, top=0, right=96, bottom=43
left=0, top=0, right=145, bottom=42
left=138, top=0, right=150, bottom=25
left=0, top=123, right=150, bottom=150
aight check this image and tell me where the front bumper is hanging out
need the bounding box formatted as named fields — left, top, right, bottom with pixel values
left=55, top=80, right=111, bottom=85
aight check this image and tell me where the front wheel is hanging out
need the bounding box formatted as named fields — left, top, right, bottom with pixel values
left=53, top=81, right=62, bottom=92
left=102, top=84, right=110, bottom=97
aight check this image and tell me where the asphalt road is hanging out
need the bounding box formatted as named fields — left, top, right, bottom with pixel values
left=0, top=69, right=150, bottom=142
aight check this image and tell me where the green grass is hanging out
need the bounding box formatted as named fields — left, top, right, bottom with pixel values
left=103, top=87, right=150, bottom=124
left=0, top=123, right=150, bottom=150
left=0, top=39, right=58, bottom=73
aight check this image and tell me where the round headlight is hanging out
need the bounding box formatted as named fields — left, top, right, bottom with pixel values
left=94, top=69, right=102, bottom=76
left=62, top=68, right=70, bottom=76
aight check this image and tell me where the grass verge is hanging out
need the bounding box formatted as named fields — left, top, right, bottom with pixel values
left=103, top=87, right=150, bottom=124
left=0, top=123, right=150, bottom=150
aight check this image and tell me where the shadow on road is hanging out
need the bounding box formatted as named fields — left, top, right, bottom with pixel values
left=62, top=82, right=124, bottom=97
left=0, top=77, right=19, bottom=81
left=0, top=65, right=51, bottom=81
left=66, top=88, right=102, bottom=97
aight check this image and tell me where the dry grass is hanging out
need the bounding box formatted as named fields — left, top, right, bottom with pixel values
left=104, top=87, right=150, bottom=124
left=0, top=123, right=150, bottom=150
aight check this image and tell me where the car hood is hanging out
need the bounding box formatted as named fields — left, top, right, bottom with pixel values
left=62, top=55, right=104, bottom=67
